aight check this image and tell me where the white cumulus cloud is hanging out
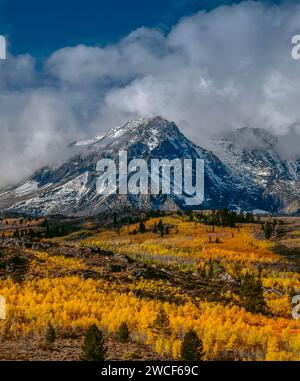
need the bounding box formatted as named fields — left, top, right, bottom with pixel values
left=1, top=1, right=300, bottom=187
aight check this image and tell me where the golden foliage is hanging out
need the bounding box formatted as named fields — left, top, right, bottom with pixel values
left=82, top=218, right=281, bottom=268
left=0, top=217, right=298, bottom=361
left=0, top=275, right=299, bottom=360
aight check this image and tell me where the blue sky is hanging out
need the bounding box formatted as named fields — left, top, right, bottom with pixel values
left=0, top=0, right=288, bottom=57
left=1, top=0, right=300, bottom=187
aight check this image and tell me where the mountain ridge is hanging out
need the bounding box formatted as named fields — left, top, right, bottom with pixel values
left=0, top=117, right=299, bottom=216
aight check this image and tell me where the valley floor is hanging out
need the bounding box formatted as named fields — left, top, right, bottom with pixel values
left=0, top=336, right=162, bottom=361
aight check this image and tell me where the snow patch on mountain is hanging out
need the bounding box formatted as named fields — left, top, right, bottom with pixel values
left=74, top=135, right=105, bottom=147
left=210, top=127, right=300, bottom=214
left=7, top=172, right=90, bottom=216
left=14, top=181, right=39, bottom=196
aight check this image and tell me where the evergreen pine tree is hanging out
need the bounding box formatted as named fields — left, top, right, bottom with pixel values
left=240, top=272, right=267, bottom=314
left=117, top=322, right=130, bottom=343
left=139, top=221, right=146, bottom=233
left=180, top=330, right=204, bottom=361
left=264, top=222, right=273, bottom=240
left=45, top=323, right=56, bottom=346
left=81, top=324, right=107, bottom=361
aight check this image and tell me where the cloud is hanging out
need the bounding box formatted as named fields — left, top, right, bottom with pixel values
left=2, top=1, right=300, bottom=188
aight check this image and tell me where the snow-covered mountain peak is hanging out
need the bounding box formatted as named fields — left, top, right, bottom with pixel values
left=0, top=117, right=234, bottom=216
left=73, top=116, right=181, bottom=152
left=2, top=120, right=300, bottom=216
left=107, top=118, right=152, bottom=138
left=210, top=126, right=300, bottom=214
